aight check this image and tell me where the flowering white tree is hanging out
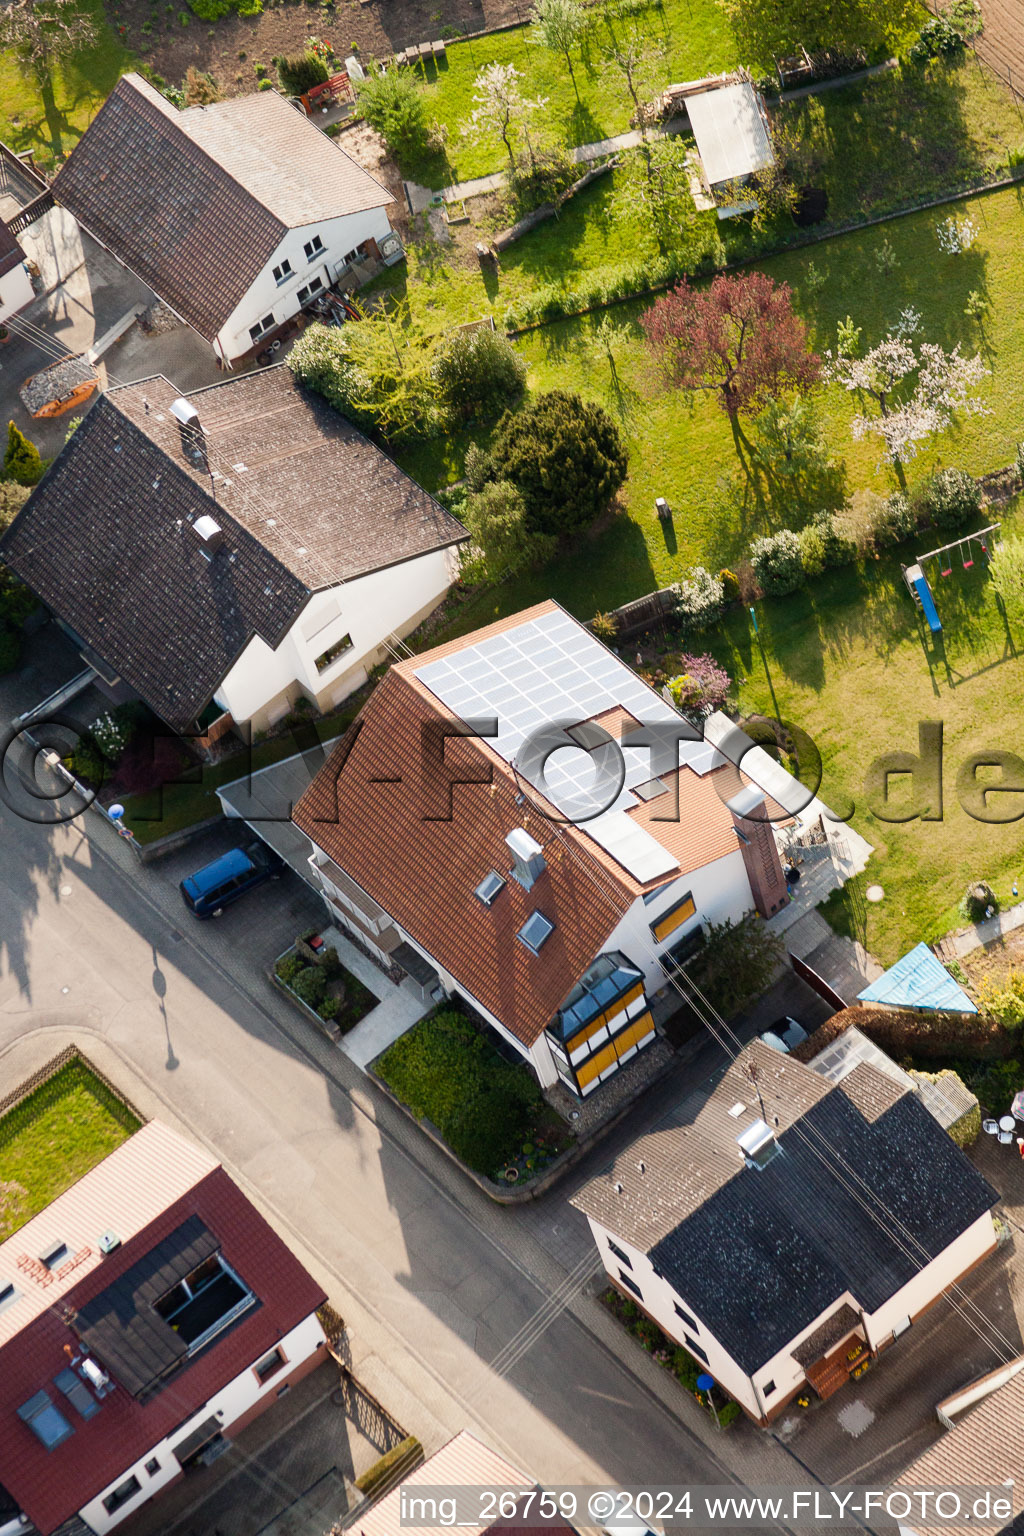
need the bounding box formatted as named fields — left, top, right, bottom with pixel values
left=824, top=316, right=988, bottom=466
left=463, top=63, right=548, bottom=173
left=935, top=213, right=979, bottom=254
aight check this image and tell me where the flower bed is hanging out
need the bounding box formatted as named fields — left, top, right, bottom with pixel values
left=274, top=941, right=379, bottom=1034
left=602, top=1288, right=742, bottom=1428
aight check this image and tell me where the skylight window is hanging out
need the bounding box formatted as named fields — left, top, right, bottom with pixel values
left=17, top=1390, right=74, bottom=1451
left=518, top=911, right=554, bottom=955
left=475, top=870, right=506, bottom=906
left=39, top=1240, right=69, bottom=1271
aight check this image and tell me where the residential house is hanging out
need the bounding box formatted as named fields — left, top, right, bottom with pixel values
left=292, top=600, right=817, bottom=1099
left=0, top=1120, right=327, bottom=1536
left=0, top=218, right=32, bottom=328
left=355, top=1429, right=578, bottom=1536
left=572, top=1040, right=999, bottom=1424
left=0, top=366, right=467, bottom=735
left=51, top=73, right=396, bottom=363
left=893, top=1357, right=1024, bottom=1536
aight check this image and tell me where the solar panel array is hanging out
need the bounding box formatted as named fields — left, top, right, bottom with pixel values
left=414, top=609, right=723, bottom=883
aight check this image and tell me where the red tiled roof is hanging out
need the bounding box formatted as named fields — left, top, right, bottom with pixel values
left=294, top=667, right=630, bottom=1046
left=0, top=1167, right=326, bottom=1535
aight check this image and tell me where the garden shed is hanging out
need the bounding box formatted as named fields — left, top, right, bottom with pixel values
left=685, top=82, right=775, bottom=216
left=857, top=941, right=978, bottom=1014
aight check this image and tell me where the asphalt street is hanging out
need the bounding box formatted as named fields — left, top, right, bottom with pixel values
left=0, top=676, right=1012, bottom=1533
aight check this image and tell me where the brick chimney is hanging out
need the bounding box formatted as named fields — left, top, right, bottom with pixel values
left=726, top=784, right=789, bottom=919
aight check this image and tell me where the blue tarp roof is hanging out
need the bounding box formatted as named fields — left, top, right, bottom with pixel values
left=857, top=941, right=977, bottom=1014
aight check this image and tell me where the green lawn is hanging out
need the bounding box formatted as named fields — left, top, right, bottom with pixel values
left=403, top=0, right=739, bottom=185
left=707, top=510, right=1024, bottom=965
left=780, top=59, right=1024, bottom=225
left=394, top=178, right=1024, bottom=631
left=0, top=0, right=133, bottom=169
left=0, top=1058, right=141, bottom=1239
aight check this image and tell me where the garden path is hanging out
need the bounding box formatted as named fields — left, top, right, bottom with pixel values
left=937, top=896, right=1024, bottom=960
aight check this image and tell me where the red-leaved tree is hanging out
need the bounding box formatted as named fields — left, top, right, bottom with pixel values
left=641, top=271, right=820, bottom=416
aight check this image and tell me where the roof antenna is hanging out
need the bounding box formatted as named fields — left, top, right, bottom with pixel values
left=746, top=1061, right=768, bottom=1125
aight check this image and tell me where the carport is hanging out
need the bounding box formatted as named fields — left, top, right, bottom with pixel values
left=217, top=742, right=340, bottom=886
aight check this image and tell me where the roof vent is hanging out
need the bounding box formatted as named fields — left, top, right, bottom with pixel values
left=98, top=1230, right=121, bottom=1256
left=737, top=1116, right=780, bottom=1171
left=637, top=1160, right=646, bottom=1174
left=170, top=396, right=207, bottom=469
left=193, top=514, right=225, bottom=559
left=613, top=1181, right=623, bottom=1194
left=506, top=827, right=546, bottom=890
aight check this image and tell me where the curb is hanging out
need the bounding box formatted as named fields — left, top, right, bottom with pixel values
left=133, top=814, right=223, bottom=863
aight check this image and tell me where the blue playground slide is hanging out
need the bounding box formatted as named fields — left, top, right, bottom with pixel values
left=913, top=574, right=942, bottom=634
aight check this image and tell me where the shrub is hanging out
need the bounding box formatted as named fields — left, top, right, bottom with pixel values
left=667, top=653, right=730, bottom=713
left=276, top=50, right=329, bottom=94
left=960, top=881, right=998, bottom=924
left=812, top=510, right=857, bottom=568
left=275, top=952, right=304, bottom=985
left=90, top=709, right=133, bottom=761
left=291, top=965, right=328, bottom=1008
left=923, top=467, right=982, bottom=533
left=1017, top=442, right=1024, bottom=482
left=718, top=1401, right=742, bottom=1427
left=908, top=16, right=965, bottom=63
left=719, top=567, right=740, bottom=601
left=872, top=491, right=918, bottom=548
left=750, top=529, right=806, bottom=596
left=0, top=624, right=20, bottom=674
left=431, top=328, right=526, bottom=423
left=687, top=917, right=783, bottom=1016
left=673, top=566, right=725, bottom=633
left=590, top=611, right=619, bottom=641
left=356, top=1436, right=423, bottom=1497
left=482, top=391, right=627, bottom=538
left=462, top=480, right=556, bottom=578
left=318, top=995, right=340, bottom=1021
left=321, top=945, right=342, bottom=977
left=798, top=523, right=826, bottom=577
left=183, top=65, right=220, bottom=102
left=4, top=421, right=43, bottom=486
left=258, top=78, right=273, bottom=89
left=356, top=65, right=430, bottom=163
left=67, top=739, right=105, bottom=783
left=289, top=320, right=439, bottom=444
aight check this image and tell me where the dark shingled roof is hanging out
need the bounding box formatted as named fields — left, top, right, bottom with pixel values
left=0, top=368, right=466, bottom=731
left=51, top=74, right=392, bottom=343
left=75, top=1216, right=223, bottom=1398
left=574, top=1044, right=998, bottom=1374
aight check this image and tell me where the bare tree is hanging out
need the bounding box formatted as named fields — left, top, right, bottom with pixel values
left=600, top=24, right=665, bottom=200
left=0, top=0, right=98, bottom=72
left=463, top=62, right=548, bottom=174
left=531, top=0, right=588, bottom=96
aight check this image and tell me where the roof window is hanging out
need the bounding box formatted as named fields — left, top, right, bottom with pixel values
left=518, top=911, right=554, bottom=955
left=17, top=1390, right=74, bottom=1451
left=39, top=1239, right=69, bottom=1270
left=475, top=870, right=506, bottom=906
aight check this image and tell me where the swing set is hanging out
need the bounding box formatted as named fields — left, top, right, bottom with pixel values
left=902, top=521, right=1001, bottom=636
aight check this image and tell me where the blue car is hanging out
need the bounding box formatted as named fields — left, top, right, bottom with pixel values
left=180, top=841, right=283, bottom=918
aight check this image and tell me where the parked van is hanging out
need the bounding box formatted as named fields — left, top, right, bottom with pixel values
left=180, top=842, right=282, bottom=918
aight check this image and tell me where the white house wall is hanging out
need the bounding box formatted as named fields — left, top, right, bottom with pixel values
left=602, top=848, right=752, bottom=999
left=216, top=206, right=393, bottom=361
left=0, top=261, right=33, bottom=325
left=78, top=1311, right=326, bottom=1535
left=215, top=545, right=459, bottom=727
left=861, top=1211, right=996, bottom=1352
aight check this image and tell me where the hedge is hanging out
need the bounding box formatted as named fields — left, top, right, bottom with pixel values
left=794, top=1005, right=1016, bottom=1063
left=356, top=1435, right=423, bottom=1498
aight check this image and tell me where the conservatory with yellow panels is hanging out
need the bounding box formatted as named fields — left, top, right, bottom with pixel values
left=545, top=952, right=656, bottom=1097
